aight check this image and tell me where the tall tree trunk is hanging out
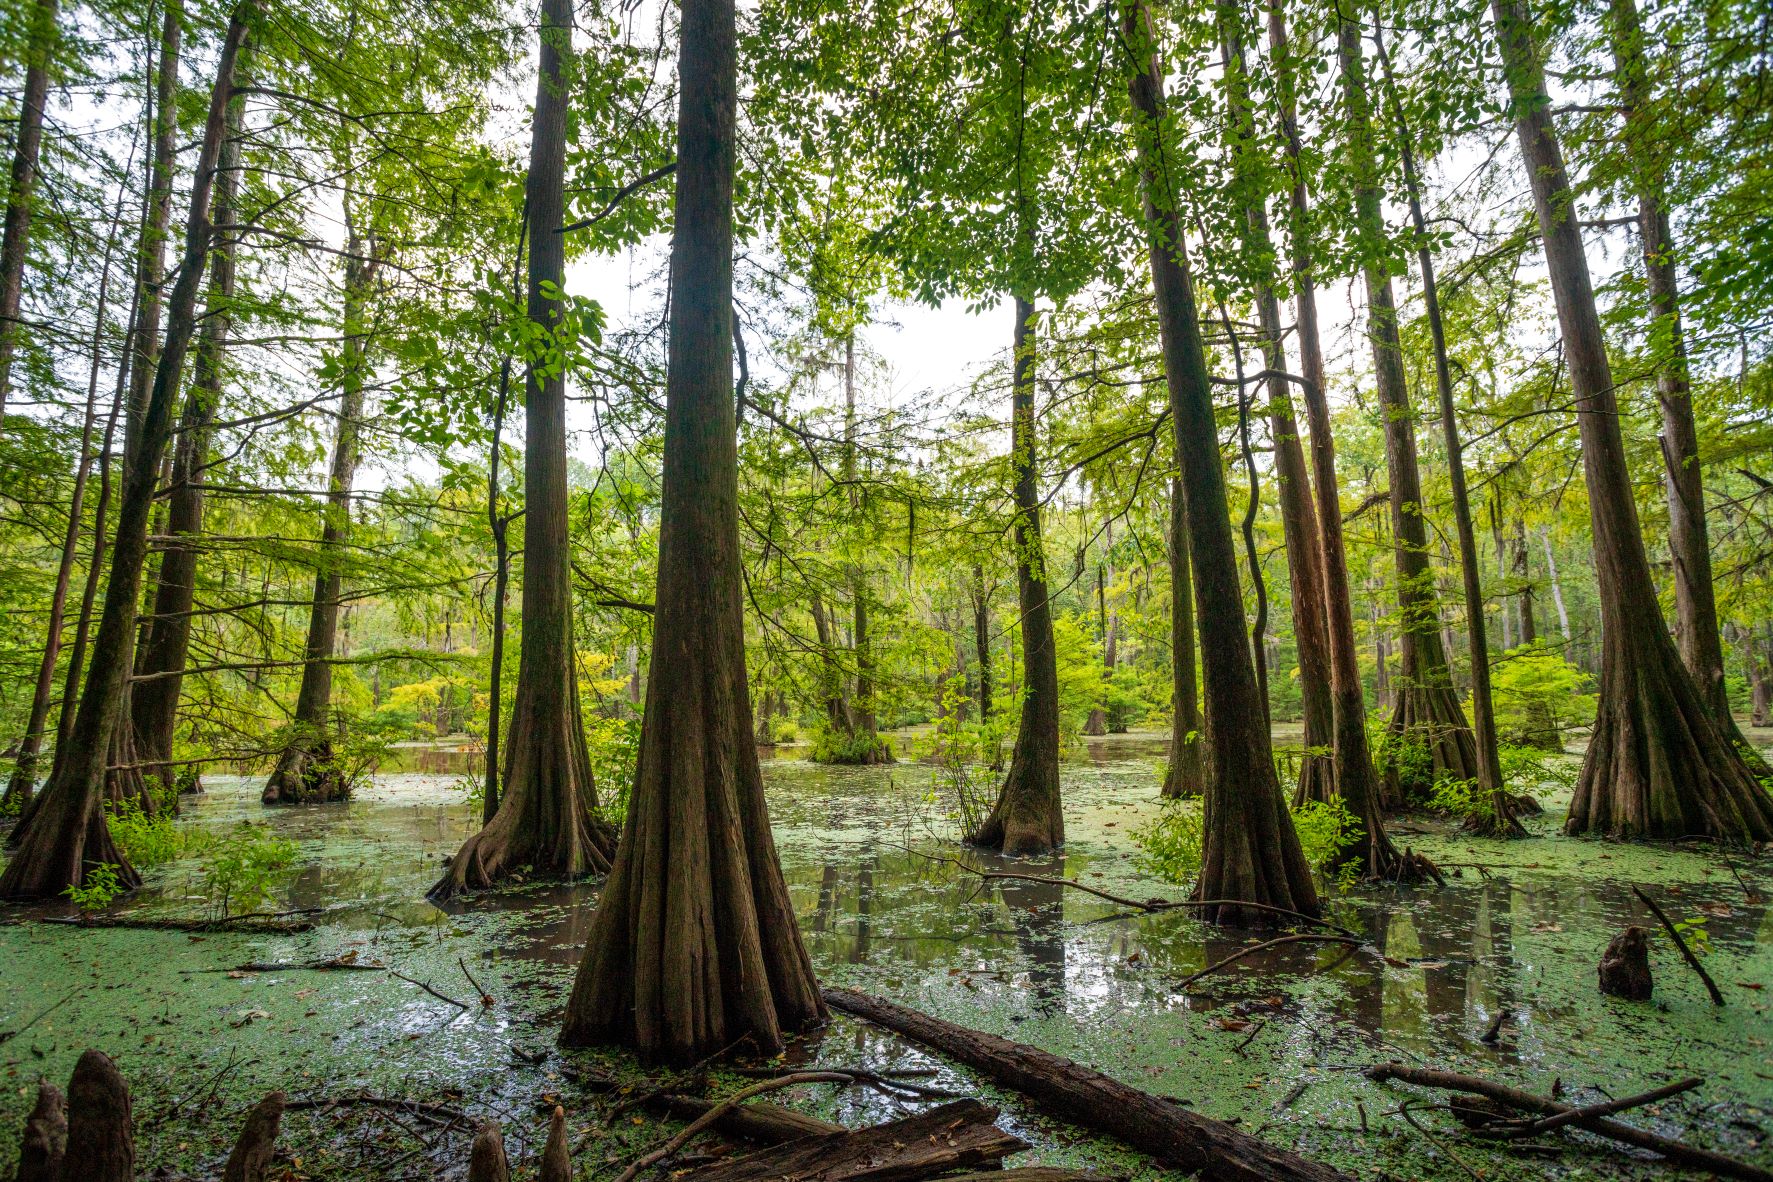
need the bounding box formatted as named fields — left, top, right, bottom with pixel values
left=841, top=332, right=885, bottom=761
left=262, top=216, right=375, bottom=806
left=1370, top=19, right=1513, bottom=834
left=432, top=0, right=613, bottom=887
left=1337, top=16, right=1478, bottom=800
left=1608, top=0, right=1755, bottom=761
left=0, top=0, right=59, bottom=422
left=1514, top=518, right=1537, bottom=645
left=1491, top=0, right=1773, bottom=839
left=968, top=298, right=1063, bottom=855
left=1746, top=627, right=1771, bottom=728
left=1540, top=527, right=1572, bottom=652
left=1218, top=6, right=1333, bottom=806
left=1084, top=551, right=1109, bottom=736
left=560, top=0, right=823, bottom=1062
left=1265, top=0, right=1394, bottom=863
left=1124, top=0, right=1317, bottom=922
left=133, top=88, right=244, bottom=796
left=0, top=10, right=249, bottom=898
left=1163, top=476, right=1205, bottom=798
left=972, top=562, right=993, bottom=722
left=3, top=170, right=134, bottom=809
left=809, top=590, right=853, bottom=734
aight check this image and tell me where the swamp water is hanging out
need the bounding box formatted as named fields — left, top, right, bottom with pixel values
left=2, top=731, right=1771, bottom=1179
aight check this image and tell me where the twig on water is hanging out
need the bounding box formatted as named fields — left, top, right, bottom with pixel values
left=457, top=956, right=495, bottom=1006
left=1632, top=885, right=1726, bottom=1005
left=390, top=971, right=470, bottom=1010
left=1178, top=934, right=1365, bottom=990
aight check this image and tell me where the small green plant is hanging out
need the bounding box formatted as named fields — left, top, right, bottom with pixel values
left=63, top=863, right=125, bottom=911
left=1132, top=799, right=1204, bottom=884
left=201, top=823, right=297, bottom=918
left=1374, top=728, right=1435, bottom=801
left=453, top=771, right=486, bottom=817
left=1670, top=914, right=1712, bottom=956
left=1291, top=797, right=1363, bottom=873
left=588, top=714, right=641, bottom=829
left=914, top=676, right=997, bottom=839
left=810, top=725, right=893, bottom=765
left=107, top=790, right=181, bottom=868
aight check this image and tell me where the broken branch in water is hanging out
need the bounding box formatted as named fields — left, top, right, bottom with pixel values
left=610, top=1072, right=859, bottom=1182
left=1178, top=934, right=1366, bottom=990
left=1366, top=1062, right=1770, bottom=1182
left=457, top=957, right=495, bottom=1007
left=1497, top=1077, right=1702, bottom=1138
left=1632, top=886, right=1726, bottom=1005
left=911, top=848, right=1358, bottom=937
left=390, top=971, right=470, bottom=1010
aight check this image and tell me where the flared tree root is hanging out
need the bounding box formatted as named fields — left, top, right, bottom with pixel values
left=261, top=741, right=350, bottom=805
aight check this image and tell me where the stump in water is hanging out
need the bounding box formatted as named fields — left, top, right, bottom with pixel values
left=466, top=1121, right=509, bottom=1182
left=1599, top=925, right=1653, bottom=1000
left=540, top=1106, right=571, bottom=1182
left=62, top=1049, right=133, bottom=1182
left=14, top=1081, right=65, bottom=1182
left=221, top=1091, right=284, bottom=1182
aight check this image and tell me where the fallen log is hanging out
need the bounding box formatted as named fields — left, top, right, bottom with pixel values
left=13, top=1081, right=65, bottom=1182
left=32, top=910, right=319, bottom=934
left=935, top=1173, right=1111, bottom=1182
left=1366, top=1063, right=1772, bottom=1182
left=221, top=1092, right=285, bottom=1182
left=654, top=1094, right=845, bottom=1143
left=678, top=1098, right=1027, bottom=1182
left=823, top=987, right=1348, bottom=1182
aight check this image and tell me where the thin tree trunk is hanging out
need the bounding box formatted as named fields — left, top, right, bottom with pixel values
left=1541, top=527, right=1571, bottom=651
left=1608, top=0, right=1752, bottom=759
left=432, top=0, right=613, bottom=887
left=1163, top=475, right=1204, bottom=798
left=3, top=166, right=134, bottom=809
left=0, top=0, right=59, bottom=422
left=0, top=9, right=250, bottom=898
left=262, top=214, right=375, bottom=806
left=842, top=332, right=884, bottom=761
left=969, top=298, right=1064, bottom=855
left=1491, top=0, right=1773, bottom=839
left=133, top=86, right=245, bottom=796
left=1515, top=518, right=1537, bottom=644
left=1218, top=7, right=1333, bottom=805
left=1265, top=0, right=1393, bottom=862
left=1124, top=0, right=1317, bottom=922
left=973, top=562, right=993, bottom=722
left=1337, top=16, right=1478, bottom=800
left=1370, top=20, right=1512, bottom=834
left=561, top=0, right=823, bottom=1062
left=1747, top=627, right=1770, bottom=728
left=809, top=590, right=853, bottom=734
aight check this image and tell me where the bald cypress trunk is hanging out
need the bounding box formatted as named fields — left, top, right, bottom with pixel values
left=1607, top=0, right=1759, bottom=768
left=262, top=219, right=373, bottom=806
left=560, top=0, right=823, bottom=1061
left=1337, top=17, right=1478, bottom=799
left=1266, top=0, right=1394, bottom=866
left=0, top=10, right=249, bottom=898
left=1217, top=6, right=1333, bottom=807
left=134, top=90, right=244, bottom=796
left=0, top=0, right=59, bottom=422
left=1492, top=0, right=1773, bottom=839
left=1125, top=0, right=1317, bottom=922
left=972, top=562, right=993, bottom=722
left=969, top=298, right=1064, bottom=855
left=1163, top=476, right=1204, bottom=798
left=432, top=0, right=613, bottom=885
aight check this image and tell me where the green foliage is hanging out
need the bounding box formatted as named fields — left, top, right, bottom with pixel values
left=587, top=714, right=642, bottom=829
left=107, top=792, right=182, bottom=869
left=201, top=824, right=298, bottom=919
left=809, top=724, right=892, bottom=765
left=1374, top=729, right=1435, bottom=800
left=914, top=677, right=999, bottom=839
left=1291, top=798, right=1364, bottom=875
left=63, top=863, right=125, bottom=911
left=1485, top=647, right=1595, bottom=749
left=1137, top=796, right=1362, bottom=886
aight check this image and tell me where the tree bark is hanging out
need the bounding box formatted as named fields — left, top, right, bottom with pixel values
left=970, top=299, right=1064, bottom=855
left=0, top=0, right=59, bottom=422
left=680, top=1100, right=1026, bottom=1182
left=559, top=0, right=824, bottom=1063
left=0, top=9, right=248, bottom=899
left=431, top=0, right=613, bottom=886
left=263, top=210, right=374, bottom=806
left=972, top=562, right=993, bottom=722
left=3, top=178, right=133, bottom=809
left=1492, top=0, right=1773, bottom=839
left=1265, top=0, right=1390, bottom=839
left=1514, top=519, right=1537, bottom=644
left=1218, top=8, right=1334, bottom=806
left=1337, top=16, right=1478, bottom=799
left=62, top=1051, right=134, bottom=1182
left=1370, top=20, right=1514, bottom=836
left=1163, top=476, right=1205, bottom=797
left=1125, top=0, right=1317, bottom=923
left=825, top=988, right=1348, bottom=1182
left=133, top=85, right=245, bottom=796
left=1608, top=0, right=1755, bottom=762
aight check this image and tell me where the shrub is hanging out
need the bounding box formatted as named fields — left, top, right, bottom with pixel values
left=1135, top=796, right=1363, bottom=887
left=202, top=823, right=297, bottom=918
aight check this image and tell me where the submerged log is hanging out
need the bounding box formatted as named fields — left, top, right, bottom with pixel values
left=466, top=1121, right=510, bottom=1182
left=678, top=1098, right=1025, bottom=1182
left=220, top=1092, right=284, bottom=1182
left=14, top=1081, right=65, bottom=1182
left=1366, top=1062, right=1772, bottom=1182
left=62, top=1049, right=134, bottom=1182
left=823, top=988, right=1347, bottom=1182
left=654, top=1094, right=845, bottom=1144
left=1598, top=925, right=1653, bottom=1000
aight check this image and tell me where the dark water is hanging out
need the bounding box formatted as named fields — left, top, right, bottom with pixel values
left=3, top=732, right=1771, bottom=1179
